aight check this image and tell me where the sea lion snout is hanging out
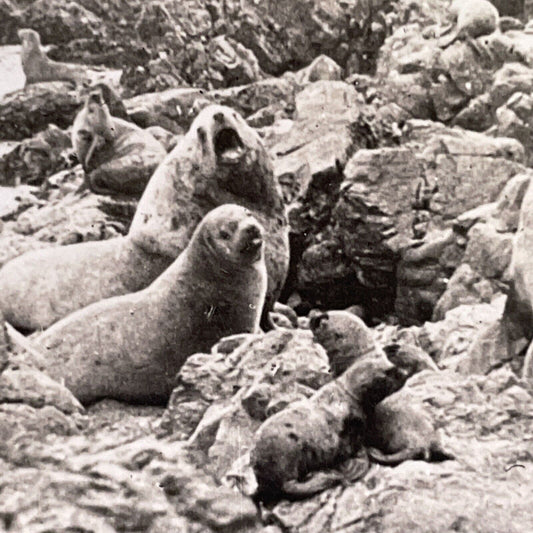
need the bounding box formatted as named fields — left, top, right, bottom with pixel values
left=238, top=220, right=264, bottom=258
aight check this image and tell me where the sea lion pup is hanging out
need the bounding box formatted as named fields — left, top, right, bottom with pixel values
left=438, top=0, right=499, bottom=49
left=366, top=344, right=452, bottom=465
left=18, top=28, right=91, bottom=86
left=0, top=105, right=287, bottom=332
left=309, top=310, right=383, bottom=376
left=251, top=351, right=420, bottom=501
left=367, top=400, right=454, bottom=466
left=71, top=87, right=166, bottom=196
left=34, top=204, right=267, bottom=405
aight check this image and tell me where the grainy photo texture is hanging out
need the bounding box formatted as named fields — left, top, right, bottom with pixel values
left=0, top=0, right=531, bottom=531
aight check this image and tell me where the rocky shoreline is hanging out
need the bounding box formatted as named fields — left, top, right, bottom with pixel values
left=0, top=1, right=532, bottom=531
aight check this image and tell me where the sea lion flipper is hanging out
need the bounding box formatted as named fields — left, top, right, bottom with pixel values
left=368, top=446, right=427, bottom=465
left=338, top=450, right=370, bottom=483
left=282, top=470, right=344, bottom=499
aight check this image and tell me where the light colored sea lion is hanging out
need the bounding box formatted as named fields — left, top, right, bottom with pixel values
left=33, top=204, right=267, bottom=405
left=72, top=87, right=167, bottom=196
left=17, top=28, right=118, bottom=88
left=128, top=104, right=289, bottom=326
left=251, top=350, right=420, bottom=501
left=438, top=0, right=499, bottom=49
left=0, top=105, right=288, bottom=333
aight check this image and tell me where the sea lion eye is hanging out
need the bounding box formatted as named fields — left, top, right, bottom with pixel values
left=219, top=229, right=231, bottom=240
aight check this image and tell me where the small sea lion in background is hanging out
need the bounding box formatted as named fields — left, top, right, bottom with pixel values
left=309, top=310, right=384, bottom=376
left=34, top=205, right=267, bottom=405
left=367, top=397, right=454, bottom=466
left=71, top=87, right=166, bottom=196
left=17, top=28, right=121, bottom=88
left=251, top=349, right=422, bottom=501
left=438, top=0, right=498, bottom=49
left=0, top=105, right=288, bottom=333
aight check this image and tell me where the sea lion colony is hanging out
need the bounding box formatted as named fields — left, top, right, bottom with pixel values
left=0, top=104, right=289, bottom=333
left=6, top=17, right=520, bottom=504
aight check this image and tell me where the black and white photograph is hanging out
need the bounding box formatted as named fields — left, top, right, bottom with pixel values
left=0, top=0, right=531, bottom=531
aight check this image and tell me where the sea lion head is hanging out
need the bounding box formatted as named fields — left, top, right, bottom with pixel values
left=17, top=28, right=41, bottom=48
left=185, top=104, right=280, bottom=208
left=196, top=204, right=265, bottom=267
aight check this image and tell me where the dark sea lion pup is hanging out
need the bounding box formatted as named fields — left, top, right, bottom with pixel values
left=0, top=105, right=288, bottom=332
left=34, top=204, right=267, bottom=405
left=250, top=348, right=421, bottom=501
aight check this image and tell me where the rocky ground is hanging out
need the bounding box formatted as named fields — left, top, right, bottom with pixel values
left=1, top=0, right=533, bottom=532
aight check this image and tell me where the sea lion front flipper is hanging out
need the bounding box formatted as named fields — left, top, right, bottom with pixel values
left=367, top=446, right=427, bottom=466
left=282, top=470, right=344, bottom=499
left=438, top=31, right=459, bottom=49
left=338, top=449, right=370, bottom=483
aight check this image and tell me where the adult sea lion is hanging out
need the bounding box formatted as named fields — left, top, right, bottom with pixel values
left=34, top=204, right=267, bottom=405
left=0, top=105, right=288, bottom=332
left=72, top=87, right=167, bottom=196
left=438, top=0, right=499, bottom=49
left=17, top=28, right=121, bottom=87
left=251, top=349, right=420, bottom=501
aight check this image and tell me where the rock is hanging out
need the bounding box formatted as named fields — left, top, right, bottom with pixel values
left=210, top=76, right=297, bottom=118
left=22, top=0, right=103, bottom=44
left=125, top=88, right=205, bottom=133
left=418, top=297, right=507, bottom=365
left=493, top=91, right=533, bottom=165
left=433, top=264, right=497, bottom=320
left=160, top=329, right=330, bottom=442
left=0, top=81, right=82, bottom=141
left=208, top=35, right=263, bottom=87
left=292, top=54, right=343, bottom=85
left=0, top=123, right=72, bottom=186
left=0, top=363, right=83, bottom=414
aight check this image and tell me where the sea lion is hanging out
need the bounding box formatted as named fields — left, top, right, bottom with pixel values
left=367, top=398, right=454, bottom=466
left=0, top=105, right=288, bottom=332
left=366, top=344, right=451, bottom=465
left=251, top=350, right=420, bottom=501
left=128, top=104, right=289, bottom=325
left=438, top=0, right=499, bottom=49
left=72, top=87, right=167, bottom=196
left=33, top=204, right=267, bottom=405
left=17, top=28, right=120, bottom=88
left=309, top=310, right=384, bottom=376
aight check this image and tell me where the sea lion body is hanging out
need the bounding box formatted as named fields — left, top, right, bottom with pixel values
left=72, top=89, right=166, bottom=196
left=251, top=352, right=417, bottom=500
left=129, top=104, right=289, bottom=323
left=0, top=105, right=288, bottom=332
left=35, top=205, right=267, bottom=404
left=18, top=28, right=91, bottom=86
left=368, top=398, right=453, bottom=465
left=0, top=239, right=170, bottom=333
left=438, top=0, right=498, bottom=49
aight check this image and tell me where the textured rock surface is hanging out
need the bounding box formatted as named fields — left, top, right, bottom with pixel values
left=1, top=0, right=533, bottom=530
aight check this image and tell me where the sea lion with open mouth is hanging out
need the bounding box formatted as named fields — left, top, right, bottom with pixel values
left=0, top=105, right=289, bottom=332
left=34, top=204, right=267, bottom=405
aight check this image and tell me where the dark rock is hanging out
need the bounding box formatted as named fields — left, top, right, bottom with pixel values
left=0, top=82, right=83, bottom=141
